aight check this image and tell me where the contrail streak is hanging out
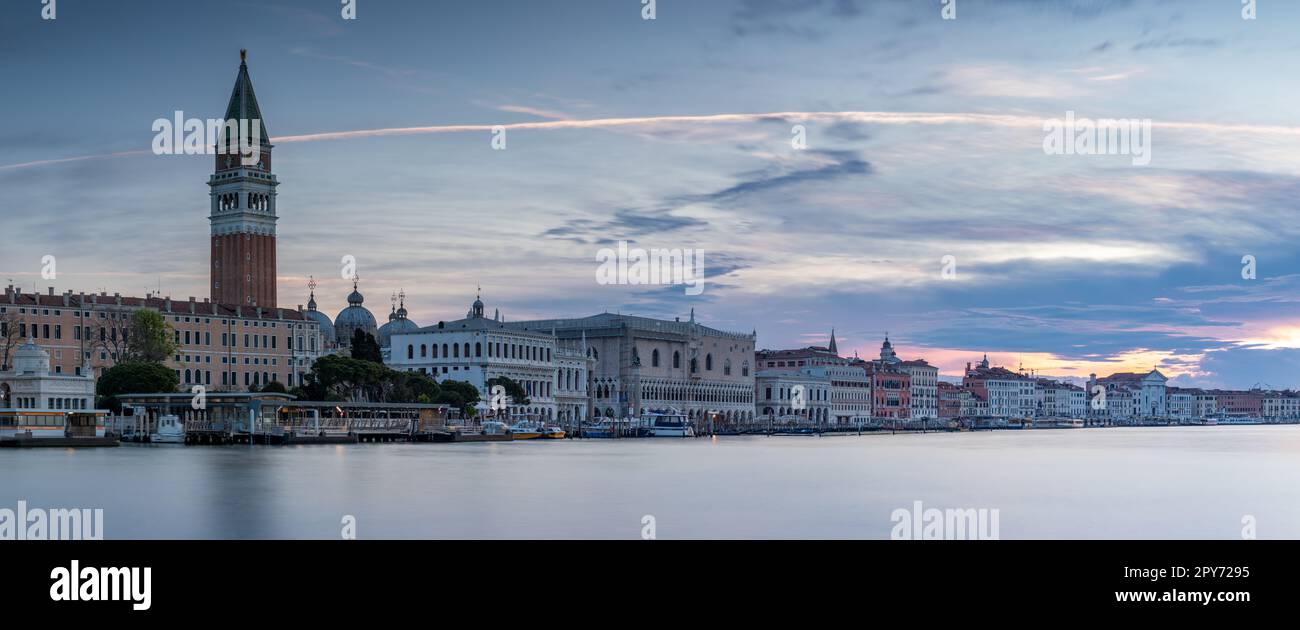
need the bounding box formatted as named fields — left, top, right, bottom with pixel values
left=3, top=111, right=1297, bottom=171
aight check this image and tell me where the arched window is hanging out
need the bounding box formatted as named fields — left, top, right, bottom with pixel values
left=407, top=345, right=414, bottom=360
left=673, top=351, right=681, bottom=369
left=652, top=349, right=660, bottom=367
left=420, top=344, right=427, bottom=358
left=724, top=359, right=732, bottom=376
left=706, top=354, right=713, bottom=371
left=742, top=361, right=750, bottom=377
left=464, top=343, right=470, bottom=358
left=475, top=342, right=482, bottom=357
left=453, top=344, right=459, bottom=358
left=441, top=344, right=448, bottom=358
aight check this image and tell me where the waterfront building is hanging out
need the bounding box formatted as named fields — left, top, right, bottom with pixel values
left=1166, top=387, right=1199, bottom=421
left=2, top=286, right=323, bottom=390
left=963, top=355, right=1034, bottom=418
left=754, top=369, right=831, bottom=423
left=0, top=342, right=96, bottom=411
left=388, top=292, right=560, bottom=419
left=864, top=359, right=911, bottom=420
left=899, top=359, right=938, bottom=419
left=1034, top=379, right=1087, bottom=418
left=937, top=381, right=963, bottom=418
left=553, top=338, right=595, bottom=424
left=1214, top=389, right=1263, bottom=418
left=1194, top=390, right=1218, bottom=418
left=1089, top=370, right=1168, bottom=418
left=509, top=309, right=755, bottom=423
left=807, top=364, right=871, bottom=426
left=1260, top=390, right=1300, bottom=420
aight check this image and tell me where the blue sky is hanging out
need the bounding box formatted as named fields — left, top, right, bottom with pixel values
left=2, top=0, right=1300, bottom=388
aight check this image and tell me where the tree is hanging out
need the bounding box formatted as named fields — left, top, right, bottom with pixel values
left=350, top=329, right=383, bottom=364
left=124, top=309, right=176, bottom=364
left=96, top=362, right=180, bottom=413
left=388, top=371, right=439, bottom=404
left=486, top=376, right=530, bottom=407
left=435, top=379, right=481, bottom=414
left=0, top=311, right=25, bottom=371
left=303, top=354, right=388, bottom=402
left=259, top=380, right=288, bottom=394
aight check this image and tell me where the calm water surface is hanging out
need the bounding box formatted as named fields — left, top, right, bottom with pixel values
left=5, top=426, right=1300, bottom=539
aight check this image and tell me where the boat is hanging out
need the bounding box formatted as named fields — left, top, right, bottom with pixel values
left=542, top=425, right=566, bottom=439
left=509, top=418, right=545, bottom=440
left=1032, top=418, right=1085, bottom=429
left=149, top=414, right=185, bottom=443
left=1216, top=416, right=1264, bottom=425
left=643, top=412, right=695, bottom=438
left=579, top=418, right=618, bottom=438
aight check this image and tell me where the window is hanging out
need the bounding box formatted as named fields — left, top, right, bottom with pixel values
left=706, top=354, right=713, bottom=371
left=408, top=345, right=414, bottom=360
left=475, top=342, right=482, bottom=358
left=652, top=349, right=660, bottom=368
left=673, top=351, right=680, bottom=369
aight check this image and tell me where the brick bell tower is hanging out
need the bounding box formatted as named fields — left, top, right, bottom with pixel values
left=209, top=49, right=278, bottom=308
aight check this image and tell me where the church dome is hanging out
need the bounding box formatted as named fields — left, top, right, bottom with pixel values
left=12, top=342, right=50, bottom=375
left=304, top=285, right=336, bottom=344
left=377, top=291, right=419, bottom=347
left=335, top=281, right=377, bottom=346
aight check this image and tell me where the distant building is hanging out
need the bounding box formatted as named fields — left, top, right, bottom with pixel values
left=389, top=292, right=564, bottom=420
left=1035, top=379, right=1086, bottom=418
left=963, top=355, right=1034, bottom=418
left=2, top=286, right=322, bottom=391
left=1088, top=370, right=1168, bottom=420
left=755, top=370, right=830, bottom=423
left=508, top=308, right=756, bottom=424
left=0, top=342, right=95, bottom=411
left=937, top=381, right=963, bottom=419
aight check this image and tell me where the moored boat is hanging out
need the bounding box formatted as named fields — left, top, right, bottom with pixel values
left=644, top=412, right=694, bottom=437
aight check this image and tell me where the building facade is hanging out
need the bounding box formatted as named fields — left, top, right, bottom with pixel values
left=2, top=286, right=322, bottom=390
left=0, top=342, right=96, bottom=411
left=510, top=310, right=755, bottom=423
left=388, top=294, right=561, bottom=419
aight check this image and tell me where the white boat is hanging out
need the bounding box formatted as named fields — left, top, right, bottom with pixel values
left=1216, top=416, right=1264, bottom=425
left=1033, top=418, right=1084, bottom=429
left=509, top=418, right=545, bottom=440
left=643, top=413, right=694, bottom=437
left=150, top=414, right=185, bottom=443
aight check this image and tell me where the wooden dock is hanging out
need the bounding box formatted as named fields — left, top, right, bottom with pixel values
left=0, top=435, right=119, bottom=448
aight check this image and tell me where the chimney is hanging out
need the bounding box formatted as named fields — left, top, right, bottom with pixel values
left=114, top=293, right=121, bottom=305
left=189, top=297, right=196, bottom=314
left=6, top=286, right=13, bottom=304
left=164, top=297, right=172, bottom=311
left=62, top=292, right=70, bottom=307
left=47, top=286, right=54, bottom=297
left=236, top=306, right=242, bottom=318
left=275, top=308, right=283, bottom=319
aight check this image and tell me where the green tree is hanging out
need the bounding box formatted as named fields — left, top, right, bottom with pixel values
left=259, top=380, right=288, bottom=394
left=96, top=362, right=180, bottom=413
left=434, top=379, right=481, bottom=414
left=304, top=354, right=387, bottom=402
left=486, top=376, right=530, bottom=407
left=124, top=309, right=176, bottom=364
left=350, top=329, right=383, bottom=364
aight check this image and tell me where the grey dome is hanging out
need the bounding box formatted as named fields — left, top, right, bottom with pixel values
left=12, top=342, right=50, bottom=375
left=304, top=308, right=335, bottom=344
left=335, top=285, right=377, bottom=346
left=377, top=316, right=420, bottom=347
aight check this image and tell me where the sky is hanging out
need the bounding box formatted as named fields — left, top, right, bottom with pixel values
left=2, top=0, right=1300, bottom=388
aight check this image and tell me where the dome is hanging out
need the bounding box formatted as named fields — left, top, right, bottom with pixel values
left=377, top=317, right=420, bottom=347
left=12, top=342, right=50, bottom=375
left=335, top=281, right=377, bottom=346
left=303, top=284, right=336, bottom=344
left=304, top=308, right=335, bottom=344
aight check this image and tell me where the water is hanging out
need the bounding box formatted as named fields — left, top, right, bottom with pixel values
left=5, top=426, right=1299, bottom=539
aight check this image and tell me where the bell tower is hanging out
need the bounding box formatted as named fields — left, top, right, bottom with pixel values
left=209, top=49, right=279, bottom=308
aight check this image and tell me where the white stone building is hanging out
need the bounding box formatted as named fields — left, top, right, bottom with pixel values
left=0, top=342, right=96, bottom=411
left=388, top=294, right=561, bottom=420
left=755, top=369, right=831, bottom=423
